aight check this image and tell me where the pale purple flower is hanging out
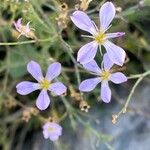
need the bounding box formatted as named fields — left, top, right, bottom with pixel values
left=79, top=53, right=127, bottom=103
left=70, top=2, right=126, bottom=66
left=43, top=122, right=62, bottom=141
left=14, top=18, right=33, bottom=38
left=16, top=61, right=67, bottom=110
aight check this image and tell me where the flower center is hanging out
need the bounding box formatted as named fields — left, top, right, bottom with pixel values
left=40, top=79, right=50, bottom=90
left=19, top=26, right=27, bottom=32
left=48, top=127, right=55, bottom=132
left=95, top=32, right=106, bottom=44
left=100, top=71, right=111, bottom=80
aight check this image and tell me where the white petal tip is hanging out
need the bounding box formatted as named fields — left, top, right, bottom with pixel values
left=118, top=32, right=125, bottom=37
left=36, top=105, right=47, bottom=111
left=103, top=99, right=111, bottom=103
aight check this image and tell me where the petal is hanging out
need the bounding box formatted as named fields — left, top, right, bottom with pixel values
left=25, top=22, right=30, bottom=33
left=70, top=11, right=97, bottom=35
left=36, top=90, right=50, bottom=110
left=101, top=81, right=111, bottom=103
left=106, top=32, right=125, bottom=39
left=16, top=81, right=40, bottom=95
left=103, top=41, right=126, bottom=66
left=83, top=60, right=101, bottom=74
left=50, top=123, right=62, bottom=136
left=44, top=122, right=62, bottom=135
left=49, top=82, right=67, bottom=95
left=77, top=41, right=98, bottom=64
left=110, top=72, right=127, bottom=84
left=46, top=62, right=61, bottom=81
left=79, top=77, right=101, bottom=92
left=43, top=130, right=49, bottom=139
left=99, top=2, right=116, bottom=31
left=14, top=18, right=22, bottom=30
left=49, top=135, right=59, bottom=141
left=27, top=61, right=44, bottom=82
left=103, top=53, right=114, bottom=70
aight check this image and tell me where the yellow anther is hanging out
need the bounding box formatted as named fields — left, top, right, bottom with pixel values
left=48, top=127, right=55, bottom=132
left=100, top=71, right=111, bottom=80
left=40, top=79, right=50, bottom=90
left=95, top=32, right=106, bottom=44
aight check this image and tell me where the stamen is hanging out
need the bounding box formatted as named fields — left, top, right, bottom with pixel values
left=48, top=127, right=55, bottom=132
left=99, top=45, right=103, bottom=56
left=40, top=79, right=50, bottom=90
left=94, top=32, right=106, bottom=44
left=81, top=35, right=95, bottom=39
left=100, top=71, right=111, bottom=81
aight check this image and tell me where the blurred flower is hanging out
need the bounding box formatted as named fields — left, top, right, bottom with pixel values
left=112, top=115, right=118, bottom=124
left=79, top=100, right=90, bottom=112
left=16, top=61, right=67, bottom=110
left=79, top=53, right=127, bottom=103
left=4, top=99, right=17, bottom=108
left=56, top=3, right=69, bottom=29
left=70, top=2, right=126, bottom=66
left=22, top=107, right=39, bottom=122
left=75, top=0, right=93, bottom=11
left=13, top=18, right=36, bottom=39
left=43, top=122, right=62, bottom=141
left=70, top=86, right=81, bottom=101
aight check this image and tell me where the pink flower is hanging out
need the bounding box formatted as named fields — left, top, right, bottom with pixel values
left=43, top=122, right=62, bottom=141
left=71, top=2, right=126, bottom=66
left=14, top=18, right=35, bottom=39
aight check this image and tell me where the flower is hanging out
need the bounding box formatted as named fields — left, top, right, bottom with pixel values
left=70, top=2, right=126, bottom=66
left=16, top=61, right=67, bottom=110
left=14, top=18, right=35, bottom=39
left=79, top=53, right=127, bottom=103
left=43, top=122, right=62, bottom=141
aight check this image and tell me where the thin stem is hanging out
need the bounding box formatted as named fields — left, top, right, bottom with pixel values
left=127, top=73, right=144, bottom=79
left=0, top=37, right=56, bottom=46
left=112, top=70, right=150, bottom=123
left=59, top=36, right=83, bottom=98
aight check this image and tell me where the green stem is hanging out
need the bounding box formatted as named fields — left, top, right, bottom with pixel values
left=114, top=70, right=150, bottom=121
left=127, top=73, right=144, bottom=79
left=0, top=37, right=55, bottom=46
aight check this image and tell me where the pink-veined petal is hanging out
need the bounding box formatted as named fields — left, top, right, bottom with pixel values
left=14, top=18, right=22, bottom=31
left=101, top=81, right=111, bottom=103
left=103, top=40, right=126, bottom=66
left=49, top=82, right=67, bottom=95
left=25, top=22, right=30, bottom=33
left=99, top=2, right=116, bottom=32
left=27, top=61, right=44, bottom=82
left=79, top=77, right=101, bottom=92
left=16, top=81, right=40, bottom=95
left=110, top=72, right=127, bottom=84
left=103, top=53, right=114, bottom=70
left=46, top=62, right=61, bottom=81
left=77, top=41, right=98, bottom=64
left=36, top=90, right=50, bottom=110
left=83, top=60, right=101, bottom=74
left=70, top=11, right=97, bottom=35
left=106, top=32, right=125, bottom=39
